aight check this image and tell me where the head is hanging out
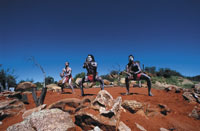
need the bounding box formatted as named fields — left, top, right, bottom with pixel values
left=65, top=62, right=69, bottom=67
left=128, top=55, right=134, bottom=62
left=86, top=54, right=95, bottom=62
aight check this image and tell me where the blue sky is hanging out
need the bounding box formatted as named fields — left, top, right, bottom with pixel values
left=0, top=0, right=200, bottom=82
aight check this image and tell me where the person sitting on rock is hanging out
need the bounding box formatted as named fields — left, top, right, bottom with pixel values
left=60, top=61, right=74, bottom=93
left=79, top=54, right=104, bottom=96
left=125, top=55, right=153, bottom=96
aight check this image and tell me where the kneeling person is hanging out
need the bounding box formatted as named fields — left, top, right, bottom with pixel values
left=79, top=54, right=104, bottom=96
left=125, top=55, right=153, bottom=96
left=60, top=62, right=74, bottom=93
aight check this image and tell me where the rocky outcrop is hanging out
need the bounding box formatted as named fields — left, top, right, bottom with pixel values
left=0, top=99, right=25, bottom=121
left=7, top=109, right=76, bottom=131
left=75, top=90, right=130, bottom=131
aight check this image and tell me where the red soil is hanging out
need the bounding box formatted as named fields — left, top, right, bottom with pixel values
left=1, top=87, right=199, bottom=131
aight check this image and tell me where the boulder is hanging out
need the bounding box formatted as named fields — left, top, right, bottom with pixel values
left=75, top=111, right=129, bottom=131
left=75, top=78, right=82, bottom=85
left=0, top=99, right=23, bottom=110
left=182, top=92, right=196, bottom=103
left=75, top=112, right=116, bottom=131
left=120, top=78, right=125, bottom=84
left=22, top=104, right=46, bottom=119
left=92, top=90, right=113, bottom=110
left=135, top=110, right=149, bottom=119
left=46, top=84, right=61, bottom=92
left=189, top=105, right=200, bottom=120
left=165, top=85, right=182, bottom=93
left=0, top=99, right=25, bottom=121
left=4, top=92, right=22, bottom=99
left=16, top=82, right=36, bottom=91
left=100, top=96, right=122, bottom=118
left=192, top=92, right=200, bottom=103
left=122, top=100, right=143, bottom=113
left=7, top=109, right=76, bottom=131
left=75, top=90, right=129, bottom=131
left=194, top=83, right=200, bottom=94
left=103, top=79, right=111, bottom=85
left=158, top=104, right=171, bottom=115
left=47, top=98, right=81, bottom=109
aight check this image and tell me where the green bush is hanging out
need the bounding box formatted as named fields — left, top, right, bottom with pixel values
left=182, top=83, right=194, bottom=89
left=73, top=72, right=85, bottom=82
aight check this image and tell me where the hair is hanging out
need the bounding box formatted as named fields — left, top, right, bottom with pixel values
left=86, top=54, right=95, bottom=62
left=65, top=62, right=69, bottom=66
left=128, top=55, right=134, bottom=59
left=128, top=54, right=134, bottom=65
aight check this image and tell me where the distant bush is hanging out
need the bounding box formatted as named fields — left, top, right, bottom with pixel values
left=101, top=74, right=114, bottom=82
left=145, top=66, right=156, bottom=74
left=182, top=83, right=194, bottom=89
left=34, top=82, right=43, bottom=88
left=156, top=68, right=182, bottom=78
left=144, top=66, right=182, bottom=78
left=45, top=76, right=54, bottom=85
left=73, top=72, right=85, bottom=82
left=187, top=75, right=200, bottom=82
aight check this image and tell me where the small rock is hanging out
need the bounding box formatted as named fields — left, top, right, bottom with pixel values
left=135, top=122, right=147, bottom=131
left=194, top=84, right=200, bottom=94
left=135, top=110, right=149, bottom=119
left=160, top=127, right=169, bottom=131
left=120, top=78, right=125, bottom=84
left=182, top=92, right=196, bottom=103
left=89, top=126, right=102, bottom=131
left=118, top=121, right=131, bottom=131
left=189, top=105, right=200, bottom=120
left=158, top=104, right=171, bottom=115
left=122, top=100, right=143, bottom=113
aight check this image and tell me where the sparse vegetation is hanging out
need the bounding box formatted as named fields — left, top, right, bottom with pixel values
left=0, top=65, right=17, bottom=91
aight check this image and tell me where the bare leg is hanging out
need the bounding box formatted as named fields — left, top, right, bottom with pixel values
left=140, top=73, right=153, bottom=96
left=95, top=76, right=104, bottom=90
left=125, top=76, right=130, bottom=94
left=68, top=78, right=74, bottom=93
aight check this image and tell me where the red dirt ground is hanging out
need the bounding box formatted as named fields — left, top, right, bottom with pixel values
left=1, top=86, right=200, bottom=131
